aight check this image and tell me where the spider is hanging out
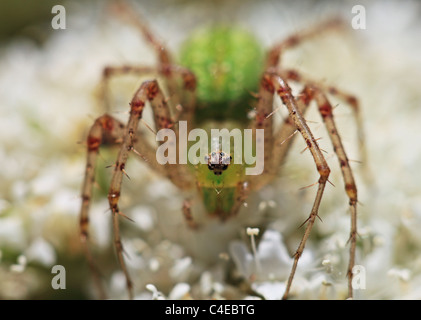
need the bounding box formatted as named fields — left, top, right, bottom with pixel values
left=79, top=2, right=362, bottom=300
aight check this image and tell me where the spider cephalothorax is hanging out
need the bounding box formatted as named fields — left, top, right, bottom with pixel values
left=80, top=3, right=361, bottom=300
left=205, top=152, right=232, bottom=175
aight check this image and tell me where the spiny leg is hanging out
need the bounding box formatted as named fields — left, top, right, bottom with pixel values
left=300, top=86, right=358, bottom=299
left=250, top=77, right=315, bottom=183
left=80, top=112, right=167, bottom=299
left=247, top=71, right=314, bottom=189
left=263, top=80, right=359, bottom=298
left=100, top=65, right=197, bottom=121
left=107, top=80, right=167, bottom=299
left=83, top=81, right=165, bottom=299
left=182, top=199, right=198, bottom=229
left=80, top=114, right=126, bottom=299
left=279, top=71, right=361, bottom=298
left=171, top=66, right=197, bottom=126
left=248, top=15, right=344, bottom=188
left=105, top=0, right=199, bottom=184
left=260, top=72, right=332, bottom=300
left=247, top=68, right=275, bottom=190
left=268, top=86, right=312, bottom=176
left=99, top=65, right=198, bottom=227
left=110, top=1, right=172, bottom=66
left=160, top=66, right=197, bottom=186
left=99, top=66, right=156, bottom=111
left=110, top=0, right=180, bottom=108
left=107, top=79, right=196, bottom=298
left=280, top=68, right=366, bottom=168
left=106, top=1, right=198, bottom=116
left=147, top=69, right=196, bottom=190
left=259, top=17, right=353, bottom=182
left=99, top=64, right=197, bottom=187
left=265, top=18, right=345, bottom=69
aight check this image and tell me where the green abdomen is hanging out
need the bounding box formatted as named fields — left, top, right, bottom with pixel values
left=179, top=26, right=263, bottom=122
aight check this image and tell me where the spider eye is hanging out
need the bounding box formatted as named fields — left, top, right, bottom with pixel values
left=206, top=151, right=231, bottom=175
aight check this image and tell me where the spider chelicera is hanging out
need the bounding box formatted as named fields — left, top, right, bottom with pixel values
left=79, top=2, right=362, bottom=300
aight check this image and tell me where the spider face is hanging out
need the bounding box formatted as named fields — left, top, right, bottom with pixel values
left=205, top=151, right=232, bottom=175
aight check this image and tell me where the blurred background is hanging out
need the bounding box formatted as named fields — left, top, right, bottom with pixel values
left=0, top=0, right=420, bottom=299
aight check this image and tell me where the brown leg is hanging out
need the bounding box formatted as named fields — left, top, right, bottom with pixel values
left=110, top=2, right=199, bottom=124
left=254, top=74, right=359, bottom=298
left=182, top=199, right=198, bottom=229
left=248, top=18, right=345, bottom=188
left=247, top=69, right=275, bottom=190
left=278, top=71, right=361, bottom=299
left=264, top=85, right=311, bottom=179
left=106, top=78, right=197, bottom=298
left=97, top=63, right=198, bottom=189
left=80, top=79, right=188, bottom=299
left=99, top=66, right=156, bottom=111
left=265, top=18, right=345, bottom=69
left=81, top=2, right=199, bottom=299
left=80, top=111, right=169, bottom=298
left=255, top=72, right=332, bottom=300
left=110, top=1, right=181, bottom=109
left=271, top=81, right=359, bottom=299
left=106, top=80, right=169, bottom=299
left=80, top=115, right=126, bottom=299
left=301, top=86, right=358, bottom=299
left=280, top=68, right=366, bottom=167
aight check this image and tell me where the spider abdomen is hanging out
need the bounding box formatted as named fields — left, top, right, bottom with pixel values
left=179, top=26, right=263, bottom=122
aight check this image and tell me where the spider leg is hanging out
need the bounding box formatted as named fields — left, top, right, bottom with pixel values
left=182, top=199, right=198, bottom=229
left=298, top=86, right=358, bottom=299
left=258, top=72, right=332, bottom=300
left=107, top=79, right=190, bottom=298
left=99, top=66, right=156, bottom=111
left=247, top=67, right=275, bottom=190
left=81, top=69, right=196, bottom=298
left=110, top=1, right=181, bottom=109
left=80, top=115, right=126, bottom=299
left=249, top=76, right=311, bottom=186
left=97, top=64, right=198, bottom=186
left=257, top=74, right=359, bottom=298
left=265, top=18, right=345, bottom=69
left=109, top=77, right=198, bottom=297
left=170, top=66, right=197, bottom=126
left=99, top=64, right=196, bottom=125
left=80, top=110, right=168, bottom=298
left=247, top=70, right=311, bottom=189
left=280, top=69, right=367, bottom=169
left=268, top=86, right=311, bottom=175
left=279, top=71, right=362, bottom=299
left=249, top=18, right=346, bottom=189
left=110, top=1, right=171, bottom=66
left=106, top=80, right=162, bottom=299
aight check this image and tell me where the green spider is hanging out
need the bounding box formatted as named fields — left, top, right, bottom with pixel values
left=80, top=3, right=361, bottom=300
